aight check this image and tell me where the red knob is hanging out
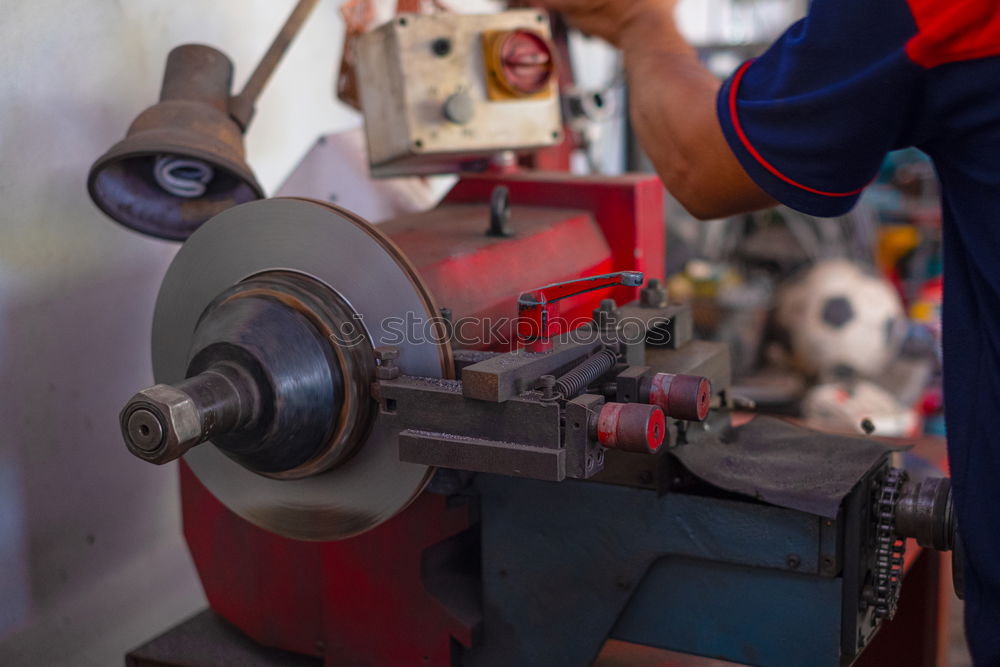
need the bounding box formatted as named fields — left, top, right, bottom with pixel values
left=597, top=402, right=665, bottom=454
left=497, top=29, right=554, bottom=96
left=644, top=373, right=712, bottom=422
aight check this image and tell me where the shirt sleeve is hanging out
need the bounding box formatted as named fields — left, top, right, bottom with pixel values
left=716, top=0, right=926, bottom=217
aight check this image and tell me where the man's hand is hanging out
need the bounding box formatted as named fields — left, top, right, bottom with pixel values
left=532, top=0, right=677, bottom=47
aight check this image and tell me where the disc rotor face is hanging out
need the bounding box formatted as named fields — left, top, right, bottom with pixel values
left=152, top=198, right=451, bottom=540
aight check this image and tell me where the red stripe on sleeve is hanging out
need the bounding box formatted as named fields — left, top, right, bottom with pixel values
left=727, top=61, right=865, bottom=199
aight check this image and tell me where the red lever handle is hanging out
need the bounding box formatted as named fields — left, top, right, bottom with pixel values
left=517, top=271, right=643, bottom=342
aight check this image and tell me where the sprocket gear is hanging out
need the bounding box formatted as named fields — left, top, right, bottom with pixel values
left=872, top=466, right=908, bottom=620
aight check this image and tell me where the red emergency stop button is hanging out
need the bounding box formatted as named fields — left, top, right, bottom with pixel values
left=484, top=28, right=555, bottom=99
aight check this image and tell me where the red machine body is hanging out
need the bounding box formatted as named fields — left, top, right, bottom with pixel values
left=179, top=171, right=666, bottom=665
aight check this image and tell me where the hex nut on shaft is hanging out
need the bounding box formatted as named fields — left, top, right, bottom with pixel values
left=120, top=384, right=204, bottom=464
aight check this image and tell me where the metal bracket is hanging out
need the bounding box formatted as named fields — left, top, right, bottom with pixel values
left=399, top=429, right=565, bottom=481
left=564, top=394, right=606, bottom=479
left=461, top=338, right=600, bottom=402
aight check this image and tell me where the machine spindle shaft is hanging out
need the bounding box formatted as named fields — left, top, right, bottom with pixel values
left=121, top=364, right=257, bottom=465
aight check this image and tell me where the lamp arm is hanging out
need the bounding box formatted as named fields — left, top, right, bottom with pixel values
left=229, top=0, right=322, bottom=130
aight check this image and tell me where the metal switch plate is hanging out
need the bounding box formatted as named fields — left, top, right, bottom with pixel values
left=355, top=10, right=563, bottom=177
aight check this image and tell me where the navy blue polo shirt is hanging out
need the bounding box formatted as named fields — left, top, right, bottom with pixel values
left=716, top=1, right=1000, bottom=661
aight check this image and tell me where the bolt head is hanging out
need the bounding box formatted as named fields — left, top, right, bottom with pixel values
left=120, top=384, right=202, bottom=464
left=640, top=283, right=668, bottom=308
left=374, top=346, right=400, bottom=362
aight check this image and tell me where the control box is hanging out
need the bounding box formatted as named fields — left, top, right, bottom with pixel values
left=355, top=10, right=563, bottom=177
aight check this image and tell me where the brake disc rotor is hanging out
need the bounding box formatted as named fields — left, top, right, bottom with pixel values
left=151, top=197, right=452, bottom=540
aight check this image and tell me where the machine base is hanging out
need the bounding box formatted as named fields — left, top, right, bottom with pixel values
left=127, top=549, right=945, bottom=667
left=126, top=610, right=318, bottom=667
left=124, top=609, right=741, bottom=667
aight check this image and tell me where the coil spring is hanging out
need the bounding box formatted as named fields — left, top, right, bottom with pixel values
left=554, top=348, right=618, bottom=399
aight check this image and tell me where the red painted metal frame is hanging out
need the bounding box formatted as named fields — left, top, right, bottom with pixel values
left=444, top=171, right=666, bottom=306
left=181, top=464, right=477, bottom=665
left=379, top=201, right=617, bottom=351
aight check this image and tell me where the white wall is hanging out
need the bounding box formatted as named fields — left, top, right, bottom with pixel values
left=0, top=2, right=360, bottom=664
left=0, top=1, right=503, bottom=663
left=678, top=0, right=806, bottom=45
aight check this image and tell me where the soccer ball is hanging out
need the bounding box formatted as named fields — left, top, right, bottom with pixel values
left=774, top=259, right=906, bottom=379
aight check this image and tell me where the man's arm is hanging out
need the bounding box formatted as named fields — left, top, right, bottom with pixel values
left=620, top=8, right=777, bottom=218
left=536, top=0, right=776, bottom=219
